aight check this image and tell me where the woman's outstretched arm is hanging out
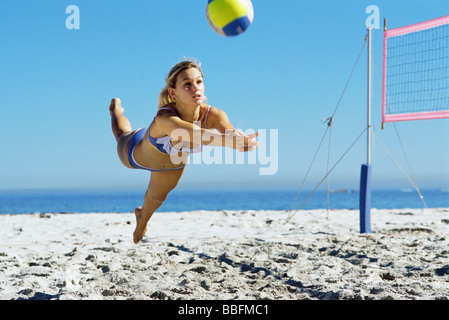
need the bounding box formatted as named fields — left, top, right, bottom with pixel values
left=154, top=111, right=259, bottom=151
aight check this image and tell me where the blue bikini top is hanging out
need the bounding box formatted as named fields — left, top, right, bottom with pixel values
left=149, top=105, right=211, bottom=155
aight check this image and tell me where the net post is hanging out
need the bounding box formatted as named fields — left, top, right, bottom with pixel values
left=367, top=27, right=372, bottom=165
left=382, top=18, right=386, bottom=131
left=382, top=18, right=387, bottom=128
left=359, top=164, right=372, bottom=233
left=359, top=27, right=373, bottom=234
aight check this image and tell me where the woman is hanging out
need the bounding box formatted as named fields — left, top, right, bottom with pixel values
left=109, top=59, right=259, bottom=243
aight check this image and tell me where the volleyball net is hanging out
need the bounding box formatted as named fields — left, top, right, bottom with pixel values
left=382, top=15, right=449, bottom=124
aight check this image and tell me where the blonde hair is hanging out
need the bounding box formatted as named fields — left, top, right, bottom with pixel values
left=158, top=58, right=204, bottom=108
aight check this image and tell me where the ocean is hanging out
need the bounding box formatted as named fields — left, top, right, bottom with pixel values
left=0, top=188, right=448, bottom=215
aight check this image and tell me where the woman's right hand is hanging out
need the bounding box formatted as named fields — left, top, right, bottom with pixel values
left=225, top=130, right=259, bottom=152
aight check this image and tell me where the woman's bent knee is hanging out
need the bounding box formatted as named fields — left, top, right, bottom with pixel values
left=145, top=190, right=167, bottom=205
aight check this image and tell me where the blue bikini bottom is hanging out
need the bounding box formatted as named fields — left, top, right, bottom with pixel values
left=127, top=128, right=185, bottom=172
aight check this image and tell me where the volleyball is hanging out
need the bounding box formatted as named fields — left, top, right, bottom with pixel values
left=206, top=0, right=254, bottom=37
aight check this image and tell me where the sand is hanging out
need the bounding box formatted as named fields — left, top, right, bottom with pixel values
left=0, top=208, right=448, bottom=300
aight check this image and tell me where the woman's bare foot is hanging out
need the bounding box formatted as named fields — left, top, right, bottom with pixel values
left=109, top=97, right=131, bottom=141
left=133, top=206, right=148, bottom=244
left=109, top=97, right=124, bottom=115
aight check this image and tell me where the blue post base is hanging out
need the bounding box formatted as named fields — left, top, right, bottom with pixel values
left=359, top=164, right=372, bottom=233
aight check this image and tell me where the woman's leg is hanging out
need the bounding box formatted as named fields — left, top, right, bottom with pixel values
left=133, top=167, right=186, bottom=244
left=109, top=98, right=132, bottom=141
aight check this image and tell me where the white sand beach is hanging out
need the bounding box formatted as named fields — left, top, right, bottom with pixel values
left=0, top=208, right=448, bottom=300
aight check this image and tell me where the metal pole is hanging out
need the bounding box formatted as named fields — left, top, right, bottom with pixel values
left=367, top=27, right=372, bottom=164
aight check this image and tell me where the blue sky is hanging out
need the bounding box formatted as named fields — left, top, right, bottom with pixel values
left=1, top=0, right=448, bottom=192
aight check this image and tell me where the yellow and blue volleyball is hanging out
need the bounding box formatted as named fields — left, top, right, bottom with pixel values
left=206, top=0, right=254, bottom=37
